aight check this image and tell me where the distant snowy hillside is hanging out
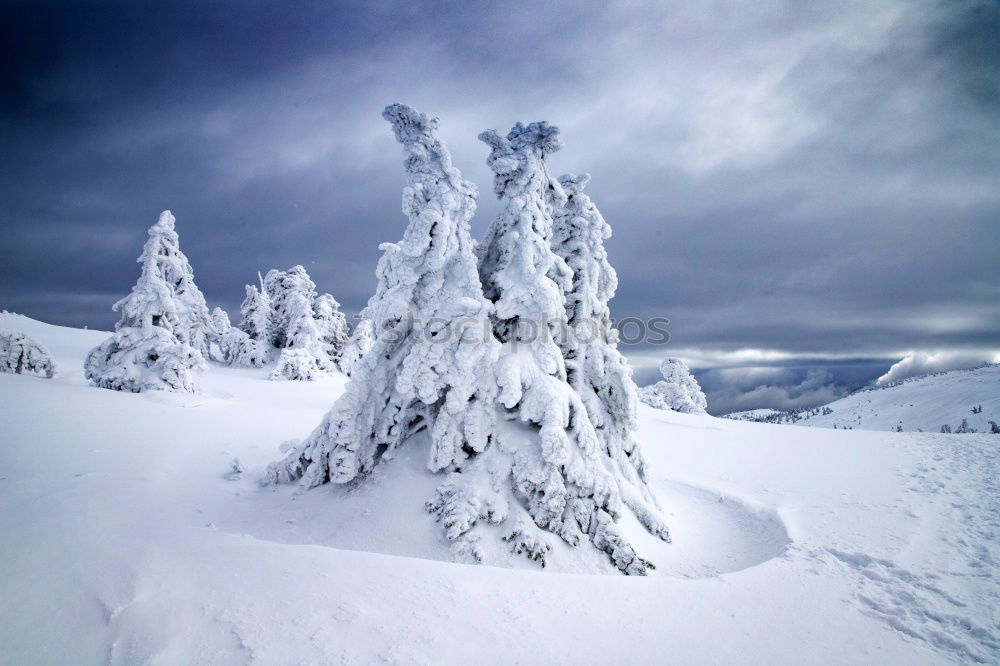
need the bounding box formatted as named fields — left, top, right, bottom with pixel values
left=726, top=365, right=1000, bottom=433
left=1, top=313, right=997, bottom=664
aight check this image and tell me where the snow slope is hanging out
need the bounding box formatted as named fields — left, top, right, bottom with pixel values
left=728, top=365, right=1000, bottom=433
left=1, top=313, right=997, bottom=664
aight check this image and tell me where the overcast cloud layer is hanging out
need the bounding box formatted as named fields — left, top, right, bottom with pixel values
left=2, top=0, right=997, bottom=412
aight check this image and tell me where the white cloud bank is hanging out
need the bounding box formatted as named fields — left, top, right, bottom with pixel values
left=876, top=350, right=1000, bottom=385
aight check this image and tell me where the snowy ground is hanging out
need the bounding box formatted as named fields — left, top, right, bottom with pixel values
left=1, top=312, right=997, bottom=664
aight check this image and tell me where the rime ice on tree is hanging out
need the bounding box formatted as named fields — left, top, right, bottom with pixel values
left=0, top=330, right=55, bottom=378
left=465, top=121, right=660, bottom=574
left=639, top=357, right=708, bottom=414
left=552, top=173, right=670, bottom=542
left=84, top=211, right=207, bottom=392
left=265, top=104, right=499, bottom=488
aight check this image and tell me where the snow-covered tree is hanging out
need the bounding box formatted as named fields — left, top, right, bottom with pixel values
left=639, top=357, right=708, bottom=414
left=265, top=102, right=499, bottom=512
left=270, top=291, right=333, bottom=380
left=85, top=326, right=204, bottom=392
left=339, top=318, right=374, bottom=376
left=239, top=283, right=272, bottom=344
left=111, top=210, right=217, bottom=358
left=0, top=330, right=55, bottom=378
left=313, top=293, right=349, bottom=369
left=465, top=120, right=662, bottom=574
left=551, top=173, right=668, bottom=540
left=85, top=211, right=207, bottom=392
left=263, top=265, right=317, bottom=349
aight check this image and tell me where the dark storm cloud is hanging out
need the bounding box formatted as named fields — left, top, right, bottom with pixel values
left=1, top=0, right=997, bottom=407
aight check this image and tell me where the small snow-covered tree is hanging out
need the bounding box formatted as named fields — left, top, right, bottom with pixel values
left=551, top=173, right=668, bottom=541
left=111, top=210, right=217, bottom=358
left=639, top=357, right=708, bottom=414
left=339, top=317, right=374, bottom=376
left=263, top=265, right=316, bottom=349
left=239, top=283, right=272, bottom=344
left=313, top=293, right=349, bottom=369
left=265, top=102, right=499, bottom=508
left=0, top=330, right=55, bottom=378
left=85, top=210, right=207, bottom=392
left=270, top=291, right=333, bottom=380
left=465, top=121, right=661, bottom=574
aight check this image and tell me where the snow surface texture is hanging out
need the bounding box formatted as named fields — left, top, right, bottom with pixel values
left=728, top=365, right=1000, bottom=434
left=84, top=211, right=212, bottom=392
left=2, top=311, right=997, bottom=664
left=639, top=357, right=709, bottom=414
left=0, top=328, right=55, bottom=377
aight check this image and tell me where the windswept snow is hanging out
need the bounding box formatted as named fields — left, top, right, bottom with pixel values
left=0, top=313, right=997, bottom=664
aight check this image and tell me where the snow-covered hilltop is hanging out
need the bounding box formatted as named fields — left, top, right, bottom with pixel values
left=1, top=311, right=998, bottom=664
left=725, top=364, right=1000, bottom=433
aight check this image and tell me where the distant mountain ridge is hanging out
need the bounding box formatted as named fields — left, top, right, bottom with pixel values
left=724, top=364, right=1000, bottom=433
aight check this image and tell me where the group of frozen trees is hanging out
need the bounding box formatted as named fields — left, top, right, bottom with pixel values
left=228, top=266, right=351, bottom=380
left=84, top=211, right=356, bottom=392
left=266, top=104, right=669, bottom=574
left=0, top=329, right=55, bottom=378
left=638, top=357, right=708, bottom=414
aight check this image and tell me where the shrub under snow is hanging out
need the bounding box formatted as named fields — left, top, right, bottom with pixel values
left=639, top=357, right=708, bottom=414
left=0, top=330, right=55, bottom=378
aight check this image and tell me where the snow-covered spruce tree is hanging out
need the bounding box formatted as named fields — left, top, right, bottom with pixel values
left=0, top=330, right=55, bottom=378
left=84, top=210, right=206, bottom=392
left=239, top=283, right=271, bottom=344
left=639, top=357, right=708, bottom=414
left=313, top=293, right=349, bottom=370
left=551, top=173, right=669, bottom=541
left=112, top=210, right=217, bottom=359
left=468, top=121, right=660, bottom=574
left=262, top=265, right=317, bottom=349
left=270, top=291, right=334, bottom=381
left=264, top=103, right=500, bottom=517
left=338, top=317, right=374, bottom=376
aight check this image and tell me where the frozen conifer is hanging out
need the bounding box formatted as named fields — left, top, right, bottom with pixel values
left=313, top=293, right=349, bottom=370
left=551, top=173, right=669, bottom=540
left=84, top=211, right=206, bottom=392
left=639, top=357, right=708, bottom=414
left=468, top=121, right=660, bottom=573
left=265, top=103, right=499, bottom=499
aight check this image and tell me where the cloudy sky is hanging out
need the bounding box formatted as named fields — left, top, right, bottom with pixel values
left=3, top=0, right=998, bottom=413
